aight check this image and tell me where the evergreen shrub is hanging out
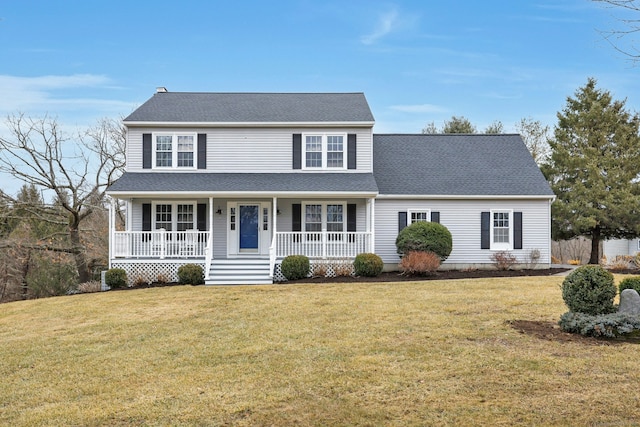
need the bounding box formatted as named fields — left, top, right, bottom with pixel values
left=177, top=264, right=204, bottom=285
left=353, top=253, right=384, bottom=277
left=396, top=221, right=452, bottom=261
left=619, top=276, right=640, bottom=295
left=558, top=311, right=640, bottom=338
left=281, top=255, right=310, bottom=280
left=105, top=268, right=128, bottom=289
left=561, top=265, right=616, bottom=315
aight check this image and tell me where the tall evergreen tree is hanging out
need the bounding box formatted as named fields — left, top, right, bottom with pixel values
left=545, top=77, right=640, bottom=264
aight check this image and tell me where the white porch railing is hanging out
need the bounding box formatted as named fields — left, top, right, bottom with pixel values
left=113, top=230, right=208, bottom=259
left=275, top=232, right=372, bottom=259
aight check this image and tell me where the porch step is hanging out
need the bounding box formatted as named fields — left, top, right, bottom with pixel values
left=206, top=258, right=273, bottom=285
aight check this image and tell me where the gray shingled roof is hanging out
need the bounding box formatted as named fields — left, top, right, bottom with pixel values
left=124, top=92, right=375, bottom=123
left=373, top=134, right=554, bottom=196
left=107, top=172, right=378, bottom=194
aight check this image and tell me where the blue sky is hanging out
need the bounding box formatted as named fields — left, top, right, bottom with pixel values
left=0, top=1, right=638, bottom=137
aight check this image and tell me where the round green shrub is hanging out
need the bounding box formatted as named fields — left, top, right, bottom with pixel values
left=105, top=268, right=127, bottom=289
left=396, top=221, right=453, bottom=261
left=281, top=255, right=310, bottom=280
left=353, top=253, right=384, bottom=277
left=561, top=265, right=616, bottom=315
left=619, top=276, right=640, bottom=294
left=178, top=263, right=204, bottom=285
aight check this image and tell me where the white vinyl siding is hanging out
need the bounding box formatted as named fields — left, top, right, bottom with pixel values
left=375, top=199, right=552, bottom=267
left=125, top=127, right=373, bottom=172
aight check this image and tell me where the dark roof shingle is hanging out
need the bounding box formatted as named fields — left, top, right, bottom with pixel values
left=124, top=92, right=375, bottom=123
left=107, top=172, right=378, bottom=194
left=373, top=134, right=554, bottom=197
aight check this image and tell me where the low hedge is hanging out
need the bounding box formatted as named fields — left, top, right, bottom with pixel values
left=353, top=253, right=384, bottom=277
left=281, top=255, right=310, bottom=280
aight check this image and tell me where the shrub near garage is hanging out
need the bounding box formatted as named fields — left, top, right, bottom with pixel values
left=618, top=276, right=640, bottom=295
left=396, top=221, right=452, bottom=261
left=561, top=265, right=616, bottom=315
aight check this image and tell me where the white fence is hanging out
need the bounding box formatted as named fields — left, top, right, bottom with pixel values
left=274, top=232, right=372, bottom=259
left=113, top=230, right=208, bottom=258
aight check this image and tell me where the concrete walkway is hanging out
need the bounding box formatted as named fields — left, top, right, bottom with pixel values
left=551, top=264, right=578, bottom=276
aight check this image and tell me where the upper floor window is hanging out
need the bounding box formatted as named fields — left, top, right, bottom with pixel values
left=153, top=133, right=197, bottom=169
left=303, top=134, right=345, bottom=169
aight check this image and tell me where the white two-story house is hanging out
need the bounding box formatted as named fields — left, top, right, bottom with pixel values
left=106, top=89, right=555, bottom=284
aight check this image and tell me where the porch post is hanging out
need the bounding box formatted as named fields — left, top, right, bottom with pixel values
left=126, top=198, right=132, bottom=231
left=370, top=197, right=376, bottom=254
left=206, top=196, right=214, bottom=267
left=272, top=197, right=277, bottom=234
left=108, top=196, right=114, bottom=268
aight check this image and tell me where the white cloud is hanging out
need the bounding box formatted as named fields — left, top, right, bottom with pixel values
left=361, top=8, right=400, bottom=45
left=390, top=104, right=448, bottom=114
left=0, top=74, right=131, bottom=114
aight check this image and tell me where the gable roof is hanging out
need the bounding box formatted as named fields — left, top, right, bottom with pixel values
left=107, top=172, right=378, bottom=195
left=124, top=92, right=375, bottom=124
left=373, top=134, right=554, bottom=197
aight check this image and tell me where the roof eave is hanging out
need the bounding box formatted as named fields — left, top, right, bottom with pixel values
left=106, top=190, right=379, bottom=198
left=375, top=194, right=556, bottom=200
left=123, top=121, right=375, bottom=128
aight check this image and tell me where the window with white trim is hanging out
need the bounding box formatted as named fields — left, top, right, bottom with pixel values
left=491, top=210, right=513, bottom=250
left=409, top=210, right=430, bottom=224
left=153, top=202, right=197, bottom=232
left=303, top=202, right=346, bottom=232
left=303, top=134, right=346, bottom=169
left=153, top=133, right=197, bottom=169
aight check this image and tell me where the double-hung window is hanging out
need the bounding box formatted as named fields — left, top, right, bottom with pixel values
left=303, top=134, right=346, bottom=169
left=303, top=202, right=346, bottom=234
left=153, top=133, right=197, bottom=169
left=409, top=210, right=430, bottom=224
left=491, top=210, right=512, bottom=250
left=153, top=202, right=197, bottom=233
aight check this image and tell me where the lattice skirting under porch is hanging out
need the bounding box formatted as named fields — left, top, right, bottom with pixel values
left=274, top=258, right=354, bottom=282
left=111, top=261, right=206, bottom=286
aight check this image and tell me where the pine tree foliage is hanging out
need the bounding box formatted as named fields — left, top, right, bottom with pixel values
left=545, top=77, right=640, bottom=264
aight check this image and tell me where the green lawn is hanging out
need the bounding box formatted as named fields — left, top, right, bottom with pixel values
left=1, top=276, right=639, bottom=426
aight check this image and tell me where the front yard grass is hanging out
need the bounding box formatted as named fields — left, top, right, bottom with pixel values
left=1, top=276, right=639, bottom=426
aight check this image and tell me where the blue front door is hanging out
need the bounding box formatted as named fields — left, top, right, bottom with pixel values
left=239, top=205, right=259, bottom=250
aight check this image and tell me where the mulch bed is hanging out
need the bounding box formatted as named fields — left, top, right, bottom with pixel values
left=289, top=268, right=569, bottom=284
left=509, top=319, right=640, bottom=346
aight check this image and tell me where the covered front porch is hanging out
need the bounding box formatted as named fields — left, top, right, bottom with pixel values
left=108, top=195, right=376, bottom=284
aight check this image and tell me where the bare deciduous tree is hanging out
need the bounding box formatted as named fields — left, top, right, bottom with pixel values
left=515, top=117, right=550, bottom=165
left=0, top=114, right=125, bottom=283
left=594, top=0, right=640, bottom=61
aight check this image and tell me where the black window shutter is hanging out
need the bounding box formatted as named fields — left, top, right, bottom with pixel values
left=481, top=212, right=490, bottom=249
left=347, top=134, right=357, bottom=169
left=514, top=212, right=523, bottom=250
left=347, top=204, right=357, bottom=232
left=292, top=204, right=302, bottom=231
left=431, top=211, right=440, bottom=223
left=142, top=134, right=152, bottom=169
left=142, top=203, right=152, bottom=231
left=197, top=134, right=207, bottom=169
left=293, top=134, right=302, bottom=169
left=398, top=212, right=407, bottom=232
left=197, top=204, right=207, bottom=231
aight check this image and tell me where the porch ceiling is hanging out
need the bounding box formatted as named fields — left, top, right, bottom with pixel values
left=107, top=172, right=378, bottom=197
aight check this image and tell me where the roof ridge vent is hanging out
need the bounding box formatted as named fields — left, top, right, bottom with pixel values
left=156, top=87, right=168, bottom=93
